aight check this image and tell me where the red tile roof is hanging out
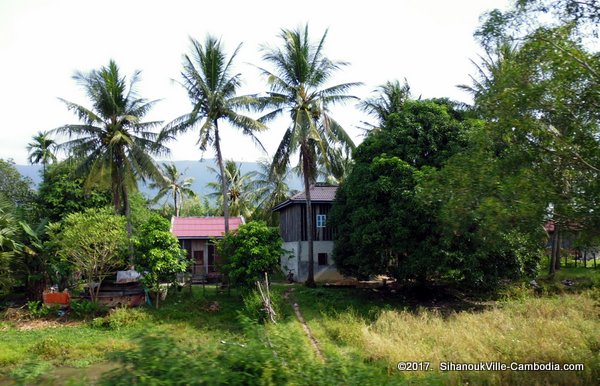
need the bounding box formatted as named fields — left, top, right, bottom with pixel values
left=272, top=184, right=338, bottom=212
left=171, top=217, right=244, bottom=239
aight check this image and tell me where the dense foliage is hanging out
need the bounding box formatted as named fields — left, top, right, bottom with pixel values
left=134, top=213, right=187, bottom=306
left=0, top=159, right=34, bottom=209
left=36, top=161, right=112, bottom=223
left=53, top=207, right=128, bottom=301
left=217, top=221, right=284, bottom=289
left=332, top=99, right=542, bottom=289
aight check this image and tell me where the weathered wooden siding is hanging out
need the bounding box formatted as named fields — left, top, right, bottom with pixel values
left=279, top=205, right=302, bottom=242
left=279, top=203, right=335, bottom=242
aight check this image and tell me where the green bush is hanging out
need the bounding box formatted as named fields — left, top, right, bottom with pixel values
left=26, top=301, right=59, bottom=319
left=31, top=336, right=68, bottom=359
left=70, top=300, right=107, bottom=320
left=216, top=221, right=284, bottom=289
left=102, top=307, right=149, bottom=330
left=88, top=307, right=148, bottom=330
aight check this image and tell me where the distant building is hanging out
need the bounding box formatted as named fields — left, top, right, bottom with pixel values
left=170, top=216, right=244, bottom=281
left=272, top=184, right=345, bottom=282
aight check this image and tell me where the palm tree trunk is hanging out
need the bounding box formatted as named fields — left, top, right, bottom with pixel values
left=112, top=164, right=122, bottom=214
left=303, top=153, right=316, bottom=288
left=174, top=187, right=179, bottom=217
left=214, top=122, right=230, bottom=233
left=123, top=184, right=134, bottom=265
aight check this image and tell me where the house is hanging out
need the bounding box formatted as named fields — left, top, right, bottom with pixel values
left=170, top=216, right=244, bottom=281
left=272, top=183, right=346, bottom=282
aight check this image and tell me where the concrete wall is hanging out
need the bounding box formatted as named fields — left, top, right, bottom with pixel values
left=281, top=241, right=344, bottom=282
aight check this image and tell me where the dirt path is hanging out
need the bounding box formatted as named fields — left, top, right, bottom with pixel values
left=284, top=288, right=325, bottom=362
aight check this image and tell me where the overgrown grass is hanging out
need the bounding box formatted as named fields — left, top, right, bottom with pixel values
left=0, top=273, right=598, bottom=385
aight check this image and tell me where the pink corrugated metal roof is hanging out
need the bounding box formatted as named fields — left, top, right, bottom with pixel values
left=171, top=217, right=244, bottom=238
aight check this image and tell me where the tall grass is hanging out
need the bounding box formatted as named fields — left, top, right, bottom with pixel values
left=320, top=290, right=599, bottom=385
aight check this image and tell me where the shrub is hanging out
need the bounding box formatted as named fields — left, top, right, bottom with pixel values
left=216, top=221, right=284, bottom=289
left=70, top=299, right=107, bottom=320
left=105, top=307, right=149, bottom=330
left=26, top=301, right=59, bottom=319
left=31, top=336, right=68, bottom=359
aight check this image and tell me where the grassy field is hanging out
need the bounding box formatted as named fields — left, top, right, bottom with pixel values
left=0, top=269, right=599, bottom=385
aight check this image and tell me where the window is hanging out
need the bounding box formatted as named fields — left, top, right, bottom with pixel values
left=316, top=214, right=327, bottom=228
left=318, top=253, right=328, bottom=266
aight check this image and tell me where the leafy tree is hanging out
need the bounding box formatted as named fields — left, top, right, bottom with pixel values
left=469, top=5, right=600, bottom=275
left=151, top=163, right=196, bottom=217
left=0, top=159, right=34, bottom=209
left=216, top=221, right=284, bottom=289
left=159, top=36, right=267, bottom=233
left=53, top=60, right=168, bottom=233
left=259, top=25, right=360, bottom=286
left=476, top=0, right=600, bottom=51
left=418, top=126, right=547, bottom=288
left=176, top=196, right=219, bottom=217
left=27, top=131, right=57, bottom=174
left=36, top=160, right=112, bottom=223
left=207, top=160, right=258, bottom=219
left=134, top=213, right=187, bottom=308
left=332, top=99, right=485, bottom=286
left=54, top=207, right=128, bottom=301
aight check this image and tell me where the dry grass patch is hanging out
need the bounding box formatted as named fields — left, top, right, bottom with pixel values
left=321, top=291, right=599, bottom=384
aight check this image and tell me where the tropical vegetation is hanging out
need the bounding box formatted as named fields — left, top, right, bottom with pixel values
left=0, top=2, right=599, bottom=384
left=258, top=25, right=360, bottom=286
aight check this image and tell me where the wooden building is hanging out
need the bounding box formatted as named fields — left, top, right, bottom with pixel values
left=272, top=184, right=345, bottom=282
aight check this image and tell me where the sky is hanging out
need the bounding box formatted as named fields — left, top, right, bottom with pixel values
left=0, top=0, right=511, bottom=165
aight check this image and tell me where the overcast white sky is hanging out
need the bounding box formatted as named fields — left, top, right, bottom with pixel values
left=0, top=0, right=510, bottom=165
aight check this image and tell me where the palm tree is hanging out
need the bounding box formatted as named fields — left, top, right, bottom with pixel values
left=206, top=160, right=257, bottom=220
left=53, top=60, right=168, bottom=236
left=259, top=25, right=361, bottom=286
left=159, top=36, right=268, bottom=233
left=358, top=79, right=411, bottom=131
left=151, top=163, right=196, bottom=217
left=253, top=158, right=296, bottom=225
left=27, top=131, right=57, bottom=171
left=27, top=131, right=57, bottom=174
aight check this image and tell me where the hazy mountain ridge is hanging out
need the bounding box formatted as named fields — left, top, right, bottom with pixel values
left=15, top=160, right=303, bottom=200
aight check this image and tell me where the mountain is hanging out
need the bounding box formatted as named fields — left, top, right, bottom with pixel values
left=15, top=160, right=303, bottom=199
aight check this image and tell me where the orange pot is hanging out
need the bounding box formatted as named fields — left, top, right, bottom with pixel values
left=42, top=291, right=70, bottom=305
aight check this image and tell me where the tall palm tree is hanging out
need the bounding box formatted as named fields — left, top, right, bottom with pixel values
left=259, top=25, right=361, bottom=286
left=53, top=60, right=168, bottom=234
left=159, top=36, right=268, bottom=233
left=151, top=163, right=196, bottom=217
left=27, top=131, right=57, bottom=174
left=206, top=160, right=257, bottom=220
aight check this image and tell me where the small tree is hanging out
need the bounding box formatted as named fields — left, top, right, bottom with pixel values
left=216, top=221, right=284, bottom=289
left=134, top=213, right=188, bottom=308
left=55, top=207, right=127, bottom=301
